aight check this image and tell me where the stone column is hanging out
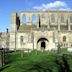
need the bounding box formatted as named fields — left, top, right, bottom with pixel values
left=58, top=14, right=60, bottom=31
left=27, top=13, right=32, bottom=25
left=37, top=15, right=39, bottom=29
left=10, top=13, right=17, bottom=50
left=20, top=12, right=26, bottom=25
left=47, top=13, right=50, bottom=29
left=68, top=18, right=70, bottom=31
left=11, top=13, right=17, bottom=32
left=48, top=18, right=50, bottom=29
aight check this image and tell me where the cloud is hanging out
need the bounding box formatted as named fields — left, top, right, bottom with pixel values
left=33, top=1, right=70, bottom=11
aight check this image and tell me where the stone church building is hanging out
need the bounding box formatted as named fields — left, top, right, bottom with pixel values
left=1, top=11, right=72, bottom=51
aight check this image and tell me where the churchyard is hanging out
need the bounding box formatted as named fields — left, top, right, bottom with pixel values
left=0, top=48, right=72, bottom=72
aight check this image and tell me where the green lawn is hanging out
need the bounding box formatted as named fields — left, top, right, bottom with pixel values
left=0, top=50, right=72, bottom=72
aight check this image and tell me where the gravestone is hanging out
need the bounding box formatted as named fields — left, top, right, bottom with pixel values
left=57, top=43, right=61, bottom=54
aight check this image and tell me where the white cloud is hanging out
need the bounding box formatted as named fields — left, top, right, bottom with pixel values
left=33, top=1, right=70, bottom=11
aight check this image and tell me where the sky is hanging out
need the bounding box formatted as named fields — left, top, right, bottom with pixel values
left=0, top=0, right=72, bottom=32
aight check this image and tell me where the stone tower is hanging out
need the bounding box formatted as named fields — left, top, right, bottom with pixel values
left=9, top=13, right=17, bottom=50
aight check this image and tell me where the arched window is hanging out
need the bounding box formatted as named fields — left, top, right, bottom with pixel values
left=63, top=36, right=66, bottom=42
left=51, top=14, right=55, bottom=23
left=32, top=15, right=36, bottom=24
left=20, top=36, right=23, bottom=45
left=61, top=14, right=64, bottom=23
left=22, top=15, right=26, bottom=24
left=70, top=14, right=72, bottom=23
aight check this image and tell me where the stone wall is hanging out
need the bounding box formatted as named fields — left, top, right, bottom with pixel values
left=9, top=11, right=72, bottom=50
left=19, top=11, right=72, bottom=31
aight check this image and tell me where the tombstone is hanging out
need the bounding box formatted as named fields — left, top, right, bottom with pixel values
left=57, top=43, right=61, bottom=54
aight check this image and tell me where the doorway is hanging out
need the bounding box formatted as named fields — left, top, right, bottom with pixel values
left=41, top=41, right=46, bottom=49
left=37, top=37, right=48, bottom=50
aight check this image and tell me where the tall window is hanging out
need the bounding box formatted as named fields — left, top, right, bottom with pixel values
left=61, top=14, right=64, bottom=23
left=70, top=14, right=72, bottom=23
left=51, top=14, right=55, bottom=23
left=63, top=36, right=66, bottom=42
left=32, top=15, right=36, bottom=24
left=22, top=15, right=26, bottom=24
left=20, top=36, right=23, bottom=45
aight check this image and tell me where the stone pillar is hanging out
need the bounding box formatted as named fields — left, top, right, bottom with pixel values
left=20, top=13, right=24, bottom=25
left=68, top=24, right=70, bottom=31
left=58, top=23, right=60, bottom=31
left=10, top=13, right=17, bottom=50
left=66, top=11, right=70, bottom=31
left=48, top=13, right=51, bottom=30
left=48, top=17, right=50, bottom=29
left=58, top=13, right=60, bottom=31
left=68, top=18, right=70, bottom=31
left=11, top=13, right=17, bottom=32
left=37, top=15, right=39, bottom=29
left=26, top=13, right=32, bottom=25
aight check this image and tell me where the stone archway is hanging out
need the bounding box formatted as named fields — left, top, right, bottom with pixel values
left=37, top=38, right=48, bottom=50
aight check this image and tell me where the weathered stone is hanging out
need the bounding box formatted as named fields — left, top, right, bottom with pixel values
left=1, top=11, right=72, bottom=51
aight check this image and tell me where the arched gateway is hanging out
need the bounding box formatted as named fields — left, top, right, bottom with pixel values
left=37, top=38, right=48, bottom=50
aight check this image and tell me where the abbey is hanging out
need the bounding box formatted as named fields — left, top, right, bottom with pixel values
left=1, top=11, right=72, bottom=51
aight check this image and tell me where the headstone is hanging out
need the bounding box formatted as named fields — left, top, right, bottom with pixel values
left=57, top=43, right=61, bottom=54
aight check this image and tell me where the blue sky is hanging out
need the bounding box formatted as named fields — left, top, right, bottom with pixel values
left=0, top=0, right=72, bottom=32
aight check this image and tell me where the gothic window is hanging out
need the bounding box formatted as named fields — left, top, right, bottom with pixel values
left=51, top=14, right=55, bottom=23
left=70, top=14, right=72, bottom=23
left=63, top=36, right=66, bottom=42
left=20, top=36, right=23, bottom=45
left=22, top=15, right=26, bottom=24
left=32, top=15, right=36, bottom=24
left=61, top=14, right=64, bottom=23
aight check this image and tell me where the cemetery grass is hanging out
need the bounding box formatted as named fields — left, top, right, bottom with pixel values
left=1, top=49, right=72, bottom=72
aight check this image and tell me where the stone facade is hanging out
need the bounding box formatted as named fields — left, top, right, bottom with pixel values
left=0, top=31, right=9, bottom=49
left=1, top=11, right=72, bottom=51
